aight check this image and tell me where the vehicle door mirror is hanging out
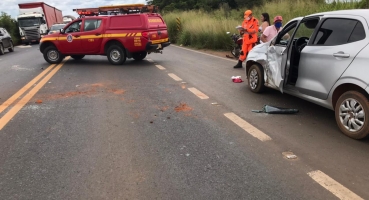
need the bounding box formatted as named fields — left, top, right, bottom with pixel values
left=60, top=28, right=65, bottom=34
left=0, top=33, right=3, bottom=36
left=42, top=19, right=46, bottom=24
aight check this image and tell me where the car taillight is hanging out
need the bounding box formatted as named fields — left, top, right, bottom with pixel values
left=141, top=31, right=150, bottom=39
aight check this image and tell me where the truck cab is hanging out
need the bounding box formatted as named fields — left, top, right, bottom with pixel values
left=39, top=4, right=170, bottom=65
left=18, top=2, right=63, bottom=45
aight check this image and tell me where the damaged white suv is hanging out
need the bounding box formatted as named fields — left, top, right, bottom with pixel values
left=245, top=9, right=369, bottom=139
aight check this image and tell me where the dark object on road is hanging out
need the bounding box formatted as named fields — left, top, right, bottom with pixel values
left=252, top=105, right=299, bottom=114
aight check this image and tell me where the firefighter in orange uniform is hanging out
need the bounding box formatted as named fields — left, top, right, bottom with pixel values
left=234, top=10, right=259, bottom=68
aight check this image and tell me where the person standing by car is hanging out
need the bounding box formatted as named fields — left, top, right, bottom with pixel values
left=259, top=13, right=270, bottom=33
left=258, top=13, right=270, bottom=44
left=260, top=15, right=284, bottom=43
left=233, top=10, right=259, bottom=68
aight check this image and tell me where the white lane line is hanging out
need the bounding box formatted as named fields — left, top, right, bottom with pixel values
left=308, top=170, right=363, bottom=200
left=172, top=45, right=237, bottom=62
left=168, top=73, right=182, bottom=81
left=16, top=45, right=31, bottom=48
left=224, top=112, right=272, bottom=141
left=147, top=59, right=154, bottom=62
left=156, top=65, right=166, bottom=70
left=188, top=87, right=209, bottom=99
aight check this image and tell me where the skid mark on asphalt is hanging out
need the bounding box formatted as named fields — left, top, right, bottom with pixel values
left=188, top=87, right=209, bottom=99
left=37, top=83, right=125, bottom=101
left=168, top=73, right=182, bottom=81
left=308, top=170, right=363, bottom=200
left=224, top=112, right=272, bottom=141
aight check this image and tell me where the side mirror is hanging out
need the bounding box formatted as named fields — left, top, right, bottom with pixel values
left=0, top=33, right=3, bottom=36
left=42, top=19, right=46, bottom=24
left=60, top=28, right=65, bottom=34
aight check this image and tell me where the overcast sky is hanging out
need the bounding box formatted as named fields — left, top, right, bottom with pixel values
left=0, top=0, right=147, bottom=19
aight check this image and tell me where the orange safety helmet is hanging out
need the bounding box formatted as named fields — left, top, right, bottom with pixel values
left=244, top=10, right=252, bottom=17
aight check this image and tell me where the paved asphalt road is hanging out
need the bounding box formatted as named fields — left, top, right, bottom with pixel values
left=0, top=44, right=368, bottom=200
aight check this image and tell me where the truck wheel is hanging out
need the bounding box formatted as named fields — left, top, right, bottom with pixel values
left=8, top=41, right=14, bottom=52
left=43, top=46, right=63, bottom=64
left=132, top=51, right=147, bottom=61
left=0, top=44, right=4, bottom=55
left=107, top=45, right=126, bottom=65
left=71, top=55, right=85, bottom=60
left=248, top=64, right=265, bottom=93
left=335, top=91, right=369, bottom=139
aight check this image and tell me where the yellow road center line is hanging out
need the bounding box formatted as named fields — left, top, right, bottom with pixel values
left=0, top=64, right=56, bottom=114
left=0, top=57, right=69, bottom=131
left=224, top=112, right=272, bottom=141
left=168, top=73, right=182, bottom=81
left=188, top=87, right=209, bottom=99
left=156, top=65, right=165, bottom=70
left=308, top=170, right=363, bottom=200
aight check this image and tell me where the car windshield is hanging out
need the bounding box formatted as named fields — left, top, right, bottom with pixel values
left=50, top=24, right=65, bottom=31
left=18, top=17, right=41, bottom=27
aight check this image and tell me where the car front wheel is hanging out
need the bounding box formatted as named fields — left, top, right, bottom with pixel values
left=335, top=91, right=369, bottom=139
left=248, top=64, right=265, bottom=93
left=43, top=46, right=64, bottom=64
left=8, top=41, right=14, bottom=52
left=0, top=43, right=4, bottom=55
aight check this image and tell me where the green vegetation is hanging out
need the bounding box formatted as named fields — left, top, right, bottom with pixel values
left=0, top=12, right=20, bottom=45
left=161, top=0, right=368, bottom=51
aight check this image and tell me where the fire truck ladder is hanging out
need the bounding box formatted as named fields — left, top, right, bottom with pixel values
left=73, top=4, right=159, bottom=18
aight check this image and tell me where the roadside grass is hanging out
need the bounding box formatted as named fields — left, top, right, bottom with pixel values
left=163, top=0, right=366, bottom=51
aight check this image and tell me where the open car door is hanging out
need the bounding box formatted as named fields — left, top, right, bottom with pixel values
left=265, top=20, right=301, bottom=93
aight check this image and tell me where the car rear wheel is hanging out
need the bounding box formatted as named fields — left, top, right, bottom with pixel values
left=335, top=91, right=369, bottom=139
left=71, top=55, right=85, bottom=60
left=248, top=64, right=265, bottom=93
left=43, top=46, right=63, bottom=64
left=107, top=45, right=126, bottom=65
left=0, top=44, right=4, bottom=55
left=132, top=51, right=147, bottom=61
left=8, top=41, right=14, bottom=52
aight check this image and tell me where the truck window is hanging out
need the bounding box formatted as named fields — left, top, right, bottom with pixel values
left=65, top=20, right=82, bottom=33
left=84, top=19, right=102, bottom=31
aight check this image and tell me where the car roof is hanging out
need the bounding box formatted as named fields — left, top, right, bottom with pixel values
left=306, top=9, right=369, bottom=18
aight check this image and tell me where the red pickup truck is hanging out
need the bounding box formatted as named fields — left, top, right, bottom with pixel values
left=39, top=13, right=170, bottom=65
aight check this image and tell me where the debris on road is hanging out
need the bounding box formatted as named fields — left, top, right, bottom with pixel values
left=35, top=100, right=43, bottom=104
left=252, top=105, right=299, bottom=114
left=282, top=152, right=298, bottom=160
left=231, top=76, right=243, bottom=83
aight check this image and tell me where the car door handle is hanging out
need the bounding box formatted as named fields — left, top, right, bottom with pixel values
left=74, top=35, right=80, bottom=38
left=333, top=52, right=350, bottom=58
left=95, top=33, right=101, bottom=36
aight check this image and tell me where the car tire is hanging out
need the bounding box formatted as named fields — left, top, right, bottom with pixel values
left=43, top=46, right=63, bottom=64
left=0, top=43, right=4, bottom=55
left=107, top=44, right=126, bottom=65
left=248, top=64, right=265, bottom=93
left=71, top=55, right=85, bottom=60
left=335, top=91, right=369, bottom=139
left=132, top=51, right=147, bottom=61
left=8, top=41, right=14, bottom=52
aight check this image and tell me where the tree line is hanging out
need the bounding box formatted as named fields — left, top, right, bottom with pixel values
left=0, top=12, right=20, bottom=44
left=146, top=0, right=264, bottom=12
